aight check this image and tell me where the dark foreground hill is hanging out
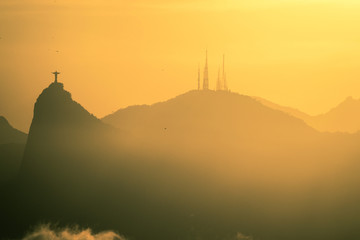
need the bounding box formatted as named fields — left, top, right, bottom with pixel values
left=0, top=117, right=27, bottom=184
left=2, top=82, right=123, bottom=238
left=2, top=87, right=360, bottom=240
left=20, top=82, right=117, bottom=181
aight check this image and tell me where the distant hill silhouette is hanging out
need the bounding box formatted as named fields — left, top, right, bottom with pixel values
left=253, top=96, right=312, bottom=122
left=255, top=96, right=360, bottom=133
left=0, top=116, right=27, bottom=144
left=309, top=96, right=360, bottom=133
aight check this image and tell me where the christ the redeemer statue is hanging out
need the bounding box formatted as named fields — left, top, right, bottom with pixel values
left=52, top=71, right=60, bottom=83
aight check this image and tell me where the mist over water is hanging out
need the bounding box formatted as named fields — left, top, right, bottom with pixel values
left=22, top=225, right=125, bottom=240
left=21, top=224, right=254, bottom=240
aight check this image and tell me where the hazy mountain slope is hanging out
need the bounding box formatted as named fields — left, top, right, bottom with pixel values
left=0, top=116, right=27, bottom=144
left=103, top=90, right=322, bottom=157
left=254, top=96, right=360, bottom=133
left=253, top=96, right=312, bottom=122
left=103, top=90, right=313, bottom=133
left=309, top=96, right=360, bottom=133
left=99, top=90, right=360, bottom=239
left=102, top=90, right=359, bottom=181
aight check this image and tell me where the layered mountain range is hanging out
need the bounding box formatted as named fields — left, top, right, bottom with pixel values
left=2, top=83, right=360, bottom=240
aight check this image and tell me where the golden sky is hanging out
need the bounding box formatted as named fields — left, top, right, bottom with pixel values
left=2, top=0, right=360, bottom=131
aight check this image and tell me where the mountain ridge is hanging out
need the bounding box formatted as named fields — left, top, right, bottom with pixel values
left=0, top=116, right=27, bottom=144
left=102, top=89, right=323, bottom=158
left=255, top=95, right=360, bottom=133
left=103, top=89, right=315, bottom=132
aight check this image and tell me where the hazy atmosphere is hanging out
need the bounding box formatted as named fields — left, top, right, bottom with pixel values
left=2, top=0, right=360, bottom=131
left=2, top=1, right=360, bottom=240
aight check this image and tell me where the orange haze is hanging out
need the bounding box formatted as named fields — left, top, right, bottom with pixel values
left=2, top=0, right=360, bottom=132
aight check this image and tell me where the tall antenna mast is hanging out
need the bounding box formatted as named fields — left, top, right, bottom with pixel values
left=203, top=49, right=209, bottom=90
left=223, top=54, right=228, bottom=91
left=216, top=66, right=221, bottom=91
left=198, top=64, right=200, bottom=90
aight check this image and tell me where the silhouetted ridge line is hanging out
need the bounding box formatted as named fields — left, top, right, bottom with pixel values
left=102, top=89, right=321, bottom=158
left=0, top=116, right=10, bottom=126
left=103, top=89, right=314, bottom=130
left=0, top=116, right=27, bottom=144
